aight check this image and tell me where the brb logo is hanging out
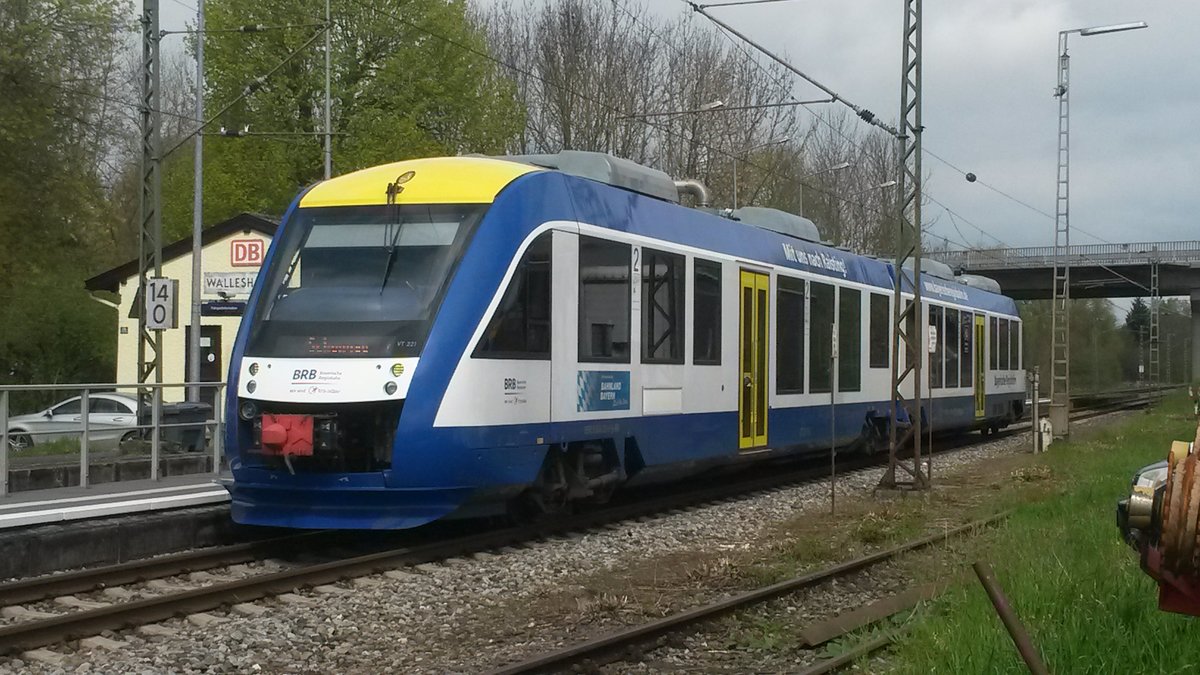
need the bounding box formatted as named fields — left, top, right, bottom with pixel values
left=231, top=239, right=265, bottom=267
left=292, top=369, right=317, bottom=382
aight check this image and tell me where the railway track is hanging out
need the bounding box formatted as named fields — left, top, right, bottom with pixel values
left=486, top=512, right=1011, bottom=675
left=0, top=391, right=1157, bottom=657
left=0, top=453, right=886, bottom=655
left=482, top=396, right=1158, bottom=674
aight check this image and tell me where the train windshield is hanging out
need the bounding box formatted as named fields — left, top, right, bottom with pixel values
left=246, top=204, right=486, bottom=358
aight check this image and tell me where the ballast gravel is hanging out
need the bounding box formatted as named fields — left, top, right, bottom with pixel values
left=0, top=416, right=1120, bottom=674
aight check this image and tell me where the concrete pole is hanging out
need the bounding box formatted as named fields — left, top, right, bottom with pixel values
left=188, top=0, right=205, bottom=402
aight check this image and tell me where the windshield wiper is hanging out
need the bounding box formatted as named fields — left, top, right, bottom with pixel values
left=380, top=173, right=412, bottom=294
left=379, top=218, right=407, bottom=294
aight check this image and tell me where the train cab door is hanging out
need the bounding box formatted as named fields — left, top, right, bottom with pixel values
left=973, top=314, right=986, bottom=419
left=739, top=270, right=769, bottom=449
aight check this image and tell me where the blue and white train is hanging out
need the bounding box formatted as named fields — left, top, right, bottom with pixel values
left=224, top=152, right=1025, bottom=529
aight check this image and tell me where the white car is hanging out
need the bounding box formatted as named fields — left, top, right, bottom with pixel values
left=6, top=392, right=140, bottom=452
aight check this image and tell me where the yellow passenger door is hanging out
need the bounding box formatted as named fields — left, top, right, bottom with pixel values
left=739, top=271, right=769, bottom=449
left=974, top=314, right=986, bottom=418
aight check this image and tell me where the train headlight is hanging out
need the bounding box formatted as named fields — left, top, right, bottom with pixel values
left=246, top=380, right=257, bottom=394
left=384, top=381, right=398, bottom=396
left=239, top=400, right=259, bottom=421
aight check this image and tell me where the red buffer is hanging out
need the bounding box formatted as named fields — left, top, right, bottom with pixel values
left=260, top=414, right=314, bottom=457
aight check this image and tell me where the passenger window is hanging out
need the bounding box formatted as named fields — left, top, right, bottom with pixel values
left=475, top=232, right=552, bottom=359
left=960, top=312, right=973, bottom=388
left=999, top=318, right=1011, bottom=370
left=776, top=276, right=805, bottom=394
left=905, top=300, right=916, bottom=359
left=929, top=305, right=944, bottom=389
left=990, top=316, right=999, bottom=370
left=1013, top=320, right=1022, bottom=370
left=868, top=293, right=889, bottom=369
left=693, top=259, right=722, bottom=365
left=838, top=287, right=861, bottom=392
left=944, top=310, right=959, bottom=388
left=642, top=248, right=685, bottom=364
left=809, top=282, right=834, bottom=393
left=578, top=236, right=631, bottom=363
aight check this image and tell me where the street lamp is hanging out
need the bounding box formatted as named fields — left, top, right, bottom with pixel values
left=1049, top=19, right=1147, bottom=439
left=734, top=136, right=790, bottom=209
left=800, top=162, right=853, bottom=181
left=793, top=161, right=853, bottom=216
left=840, top=179, right=896, bottom=198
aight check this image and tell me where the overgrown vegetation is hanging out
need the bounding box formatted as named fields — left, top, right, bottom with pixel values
left=884, top=397, right=1198, bottom=673
left=1020, top=297, right=1194, bottom=395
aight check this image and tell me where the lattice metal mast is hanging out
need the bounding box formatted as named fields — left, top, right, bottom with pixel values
left=1150, top=258, right=1161, bottom=387
left=879, top=0, right=926, bottom=490
left=1049, top=21, right=1147, bottom=436
left=1049, top=30, right=1072, bottom=439
left=138, top=0, right=163, bottom=385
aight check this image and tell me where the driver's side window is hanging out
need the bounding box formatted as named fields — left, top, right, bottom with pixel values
left=52, top=399, right=81, bottom=416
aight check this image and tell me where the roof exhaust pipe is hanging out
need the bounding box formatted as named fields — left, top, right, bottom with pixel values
left=673, top=179, right=711, bottom=208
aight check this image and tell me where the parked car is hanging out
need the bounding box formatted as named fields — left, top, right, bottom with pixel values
left=6, top=392, right=140, bottom=453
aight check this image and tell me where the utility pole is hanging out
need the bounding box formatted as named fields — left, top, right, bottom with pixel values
left=323, top=0, right=332, bottom=179
left=188, top=0, right=205, bottom=402
left=137, top=0, right=163, bottom=386
left=879, top=0, right=926, bottom=491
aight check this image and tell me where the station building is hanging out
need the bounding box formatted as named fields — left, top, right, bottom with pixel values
left=84, top=213, right=278, bottom=400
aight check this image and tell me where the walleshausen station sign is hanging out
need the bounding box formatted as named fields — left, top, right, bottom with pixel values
left=84, top=213, right=279, bottom=393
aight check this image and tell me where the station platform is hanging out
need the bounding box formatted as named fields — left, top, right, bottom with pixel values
left=0, top=473, right=230, bottom=530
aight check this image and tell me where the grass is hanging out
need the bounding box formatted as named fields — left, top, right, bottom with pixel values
left=883, top=396, right=1200, bottom=674
left=23, top=437, right=82, bottom=456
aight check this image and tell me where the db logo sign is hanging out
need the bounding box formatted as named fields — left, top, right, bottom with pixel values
left=231, top=239, right=265, bottom=267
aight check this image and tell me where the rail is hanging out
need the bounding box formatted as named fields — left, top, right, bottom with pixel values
left=0, top=382, right=226, bottom=497
left=931, top=240, right=1200, bottom=270
left=0, top=390, right=1165, bottom=654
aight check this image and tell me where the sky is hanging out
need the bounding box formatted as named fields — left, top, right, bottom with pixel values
left=154, top=0, right=1198, bottom=252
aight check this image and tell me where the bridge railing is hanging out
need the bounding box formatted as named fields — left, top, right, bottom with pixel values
left=933, top=240, right=1200, bottom=270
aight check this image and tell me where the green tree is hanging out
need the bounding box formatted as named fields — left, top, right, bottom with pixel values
left=1019, top=298, right=1128, bottom=395
left=161, top=0, right=524, bottom=238
left=0, top=0, right=127, bottom=384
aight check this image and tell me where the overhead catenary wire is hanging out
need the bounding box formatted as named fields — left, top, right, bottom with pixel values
left=698, top=0, right=801, bottom=8
left=161, top=22, right=327, bottom=35
left=355, top=0, right=1153, bottom=306
left=921, top=147, right=1120, bottom=246
left=691, top=0, right=1134, bottom=255
left=681, top=0, right=899, bottom=137
left=343, top=0, right=889, bottom=221
left=161, top=25, right=328, bottom=158
left=689, top=1, right=1153, bottom=294
left=165, top=0, right=197, bottom=14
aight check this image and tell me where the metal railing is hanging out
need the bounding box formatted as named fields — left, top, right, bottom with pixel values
left=932, top=240, right=1200, bottom=270
left=0, top=382, right=226, bottom=497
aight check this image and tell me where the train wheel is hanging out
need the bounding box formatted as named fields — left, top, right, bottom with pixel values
left=861, top=421, right=887, bottom=456
left=511, top=450, right=572, bottom=521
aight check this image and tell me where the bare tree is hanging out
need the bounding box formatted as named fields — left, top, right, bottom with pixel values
left=482, top=0, right=913, bottom=255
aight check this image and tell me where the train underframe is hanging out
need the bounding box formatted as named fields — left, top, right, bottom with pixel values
left=228, top=393, right=1025, bottom=528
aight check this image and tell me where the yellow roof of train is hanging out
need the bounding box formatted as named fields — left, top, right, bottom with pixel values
left=299, top=156, right=538, bottom=208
